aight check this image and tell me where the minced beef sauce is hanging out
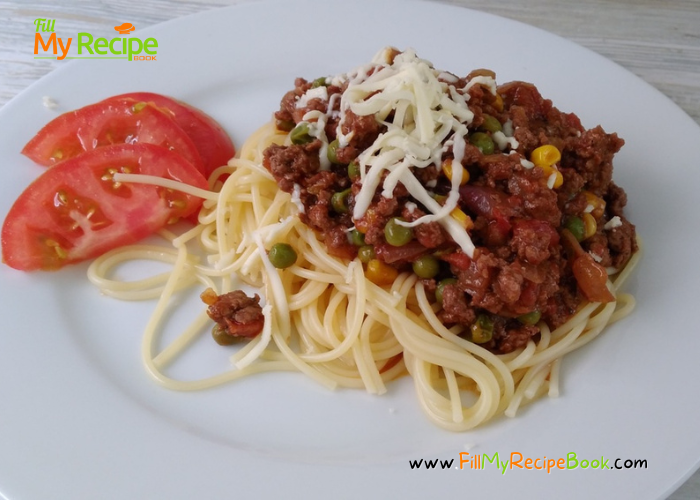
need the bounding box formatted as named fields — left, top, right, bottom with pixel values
left=262, top=65, right=637, bottom=354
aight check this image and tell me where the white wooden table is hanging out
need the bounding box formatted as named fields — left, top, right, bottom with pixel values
left=1, top=1, right=699, bottom=498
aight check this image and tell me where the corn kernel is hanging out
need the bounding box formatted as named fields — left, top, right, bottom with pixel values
left=530, top=145, right=561, bottom=167
left=582, top=212, right=597, bottom=240
left=583, top=191, right=606, bottom=219
left=492, top=93, right=504, bottom=112
left=540, top=164, right=564, bottom=189
left=450, top=207, right=474, bottom=230
left=354, top=208, right=378, bottom=234
left=365, top=259, right=398, bottom=286
left=441, top=159, right=469, bottom=186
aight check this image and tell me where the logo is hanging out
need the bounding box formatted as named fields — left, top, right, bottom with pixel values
left=114, top=23, right=135, bottom=35
left=33, top=19, right=157, bottom=61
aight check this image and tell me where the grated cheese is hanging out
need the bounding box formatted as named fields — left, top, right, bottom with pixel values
left=333, top=48, right=479, bottom=257
left=291, top=184, right=305, bottom=214
left=518, top=156, right=535, bottom=169
left=492, top=130, right=519, bottom=151
left=604, top=216, right=622, bottom=230
left=296, top=86, right=328, bottom=109
left=42, top=96, right=58, bottom=109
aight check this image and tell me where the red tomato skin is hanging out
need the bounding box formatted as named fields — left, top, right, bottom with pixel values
left=572, top=254, right=615, bottom=303
left=374, top=240, right=428, bottom=265
left=21, top=98, right=204, bottom=173
left=2, top=143, right=208, bottom=271
left=441, top=251, right=472, bottom=271
left=105, top=92, right=236, bottom=178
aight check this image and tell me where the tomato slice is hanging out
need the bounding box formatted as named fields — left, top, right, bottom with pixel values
left=105, top=92, right=236, bottom=178
left=2, top=143, right=208, bottom=271
left=21, top=98, right=204, bottom=173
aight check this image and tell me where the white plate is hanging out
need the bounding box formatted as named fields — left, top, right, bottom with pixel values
left=1, top=1, right=699, bottom=498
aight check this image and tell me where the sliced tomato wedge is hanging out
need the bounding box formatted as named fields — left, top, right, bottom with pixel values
left=2, top=143, right=208, bottom=271
left=21, top=98, right=204, bottom=173
left=104, top=92, right=236, bottom=178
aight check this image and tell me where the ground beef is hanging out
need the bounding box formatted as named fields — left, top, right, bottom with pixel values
left=262, top=63, right=637, bottom=354
left=607, top=218, right=637, bottom=268
left=202, top=289, right=264, bottom=338
left=339, top=109, right=381, bottom=156
left=605, top=181, right=628, bottom=217
left=562, top=126, right=625, bottom=195
left=274, top=78, right=312, bottom=125
left=263, top=141, right=321, bottom=192
left=493, top=262, right=525, bottom=304
left=439, top=284, right=476, bottom=325
left=563, top=189, right=588, bottom=216
left=497, top=324, right=539, bottom=353
left=510, top=220, right=558, bottom=265
left=403, top=205, right=447, bottom=249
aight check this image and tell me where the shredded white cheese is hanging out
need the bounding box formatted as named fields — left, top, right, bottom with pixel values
left=463, top=75, right=497, bottom=95
left=502, top=119, right=514, bottom=137
left=301, top=110, right=331, bottom=171
left=492, top=130, right=519, bottom=151
left=333, top=48, right=479, bottom=257
left=438, top=72, right=459, bottom=83
left=604, top=216, right=622, bottom=230
left=291, top=184, right=305, bottom=214
left=42, top=96, right=58, bottom=109
left=519, top=156, right=535, bottom=169
left=296, top=86, right=328, bottom=109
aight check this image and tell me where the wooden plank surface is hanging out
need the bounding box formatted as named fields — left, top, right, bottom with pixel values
left=0, top=1, right=698, bottom=499
left=2, top=0, right=699, bottom=124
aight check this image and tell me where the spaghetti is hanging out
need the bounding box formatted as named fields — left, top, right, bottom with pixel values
left=87, top=49, right=640, bottom=431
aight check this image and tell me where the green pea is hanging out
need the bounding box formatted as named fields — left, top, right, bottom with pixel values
left=348, top=161, right=361, bottom=179
left=469, top=132, right=495, bottom=155
left=564, top=216, right=585, bottom=242
left=311, top=77, right=328, bottom=88
left=349, top=229, right=365, bottom=246
left=290, top=123, right=314, bottom=145
left=357, top=245, right=375, bottom=263
left=412, top=255, right=440, bottom=279
left=436, top=278, right=458, bottom=304
left=384, top=217, right=413, bottom=247
left=327, top=139, right=340, bottom=164
left=212, top=324, right=239, bottom=346
left=518, top=310, right=542, bottom=326
left=268, top=243, right=297, bottom=269
left=470, top=314, right=494, bottom=344
left=331, top=188, right=351, bottom=213
left=480, top=114, right=502, bottom=133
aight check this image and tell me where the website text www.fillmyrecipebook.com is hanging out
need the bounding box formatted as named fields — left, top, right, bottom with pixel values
left=409, top=452, right=648, bottom=474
